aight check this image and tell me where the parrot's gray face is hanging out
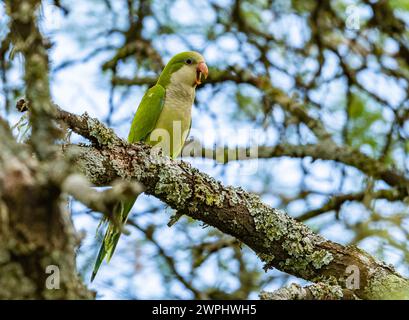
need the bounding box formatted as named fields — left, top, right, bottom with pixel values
left=171, top=58, right=208, bottom=88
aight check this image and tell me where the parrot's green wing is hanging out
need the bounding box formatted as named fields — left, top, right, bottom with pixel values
left=128, top=84, right=166, bottom=143
left=91, top=84, right=165, bottom=282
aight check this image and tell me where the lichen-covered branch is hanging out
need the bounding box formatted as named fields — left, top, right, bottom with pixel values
left=0, top=1, right=93, bottom=299
left=62, top=174, right=143, bottom=220
left=54, top=107, right=409, bottom=300
left=6, top=0, right=59, bottom=159
left=0, top=114, right=92, bottom=299
left=260, top=283, right=357, bottom=300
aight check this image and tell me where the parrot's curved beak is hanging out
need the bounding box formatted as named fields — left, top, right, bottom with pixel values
left=196, top=61, right=208, bottom=85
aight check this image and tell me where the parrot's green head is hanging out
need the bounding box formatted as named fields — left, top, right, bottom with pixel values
left=157, top=51, right=208, bottom=88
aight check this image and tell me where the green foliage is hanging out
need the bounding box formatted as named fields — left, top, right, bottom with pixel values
left=240, top=0, right=267, bottom=29
left=346, top=93, right=385, bottom=154
left=291, top=0, right=316, bottom=13
left=234, top=86, right=262, bottom=122
left=389, top=0, right=409, bottom=11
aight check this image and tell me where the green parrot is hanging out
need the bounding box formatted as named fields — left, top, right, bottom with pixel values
left=91, top=51, right=208, bottom=281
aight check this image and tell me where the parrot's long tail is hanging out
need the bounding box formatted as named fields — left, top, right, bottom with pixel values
left=91, top=197, right=137, bottom=282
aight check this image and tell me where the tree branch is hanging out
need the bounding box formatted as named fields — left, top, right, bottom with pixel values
left=260, top=283, right=358, bottom=300
left=48, top=105, right=409, bottom=300
left=7, top=0, right=59, bottom=159
left=0, top=0, right=93, bottom=299
left=182, top=143, right=409, bottom=195
left=62, top=174, right=143, bottom=221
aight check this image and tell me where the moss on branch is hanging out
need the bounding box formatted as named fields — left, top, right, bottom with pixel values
left=55, top=106, right=409, bottom=300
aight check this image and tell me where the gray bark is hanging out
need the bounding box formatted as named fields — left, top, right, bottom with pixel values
left=57, top=107, right=409, bottom=300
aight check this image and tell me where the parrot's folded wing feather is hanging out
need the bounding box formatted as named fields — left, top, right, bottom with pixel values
left=128, top=84, right=165, bottom=143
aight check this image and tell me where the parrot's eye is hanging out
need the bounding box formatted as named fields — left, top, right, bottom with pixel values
left=185, top=59, right=193, bottom=65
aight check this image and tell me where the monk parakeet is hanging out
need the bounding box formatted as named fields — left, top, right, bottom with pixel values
left=92, top=51, right=208, bottom=281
